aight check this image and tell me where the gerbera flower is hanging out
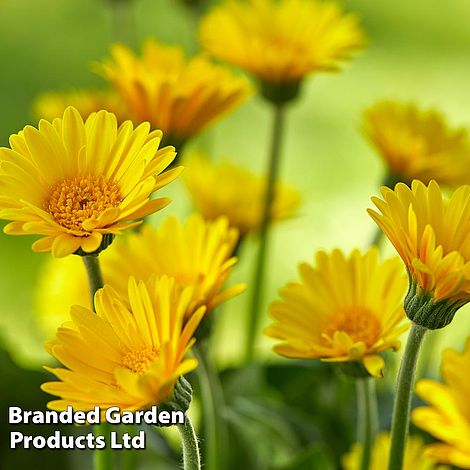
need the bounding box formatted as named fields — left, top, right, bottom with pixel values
left=412, top=340, right=470, bottom=469
left=33, top=89, right=126, bottom=123
left=97, top=39, right=252, bottom=148
left=35, top=214, right=245, bottom=337
left=183, top=153, right=300, bottom=236
left=264, top=248, right=408, bottom=378
left=368, top=180, right=470, bottom=329
left=342, top=432, right=447, bottom=470
left=200, top=0, right=364, bottom=101
left=363, top=101, right=470, bottom=187
left=0, top=107, right=180, bottom=257
left=105, top=214, right=245, bottom=318
left=42, top=276, right=204, bottom=413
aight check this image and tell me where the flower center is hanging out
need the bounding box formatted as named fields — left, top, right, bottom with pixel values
left=122, top=347, right=159, bottom=375
left=47, top=175, right=122, bottom=231
left=323, top=308, right=381, bottom=346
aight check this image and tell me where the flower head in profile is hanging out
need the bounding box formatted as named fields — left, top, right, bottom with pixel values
left=42, top=276, right=204, bottom=413
left=183, top=153, right=300, bottom=236
left=265, top=248, right=408, bottom=378
left=97, top=39, right=252, bottom=148
left=342, top=432, right=448, bottom=470
left=35, top=214, right=245, bottom=337
left=363, top=101, right=470, bottom=187
left=200, top=0, right=364, bottom=100
left=0, top=107, right=181, bottom=257
left=33, top=89, right=126, bottom=123
left=368, top=180, right=470, bottom=329
left=412, top=340, right=470, bottom=469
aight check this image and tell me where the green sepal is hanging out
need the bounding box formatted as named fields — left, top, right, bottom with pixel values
left=159, top=376, right=193, bottom=417
left=259, top=79, right=302, bottom=105
left=335, top=361, right=372, bottom=379
left=74, top=233, right=115, bottom=257
left=404, top=277, right=466, bottom=329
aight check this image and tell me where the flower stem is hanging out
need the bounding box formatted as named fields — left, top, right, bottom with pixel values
left=177, top=414, right=201, bottom=470
left=356, top=378, right=378, bottom=470
left=245, top=103, right=286, bottom=362
left=109, top=0, right=135, bottom=46
left=81, top=255, right=114, bottom=470
left=388, top=323, right=427, bottom=470
left=82, top=255, right=104, bottom=310
left=93, top=423, right=115, bottom=470
left=120, top=424, right=138, bottom=470
left=193, top=342, right=227, bottom=470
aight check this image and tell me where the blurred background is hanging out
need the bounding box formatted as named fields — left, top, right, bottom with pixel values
left=1, top=0, right=470, bottom=468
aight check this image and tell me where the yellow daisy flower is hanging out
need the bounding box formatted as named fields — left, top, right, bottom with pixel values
left=368, top=180, right=470, bottom=329
left=363, top=101, right=470, bottom=187
left=105, top=214, right=245, bottom=318
left=264, top=248, right=408, bottom=378
left=412, top=340, right=470, bottom=469
left=0, top=107, right=181, bottom=257
left=183, top=153, right=300, bottom=236
left=97, top=39, right=252, bottom=147
left=33, top=89, right=126, bottom=123
left=42, top=276, right=204, bottom=413
left=200, top=0, right=364, bottom=94
left=342, top=432, right=449, bottom=470
left=36, top=214, right=245, bottom=337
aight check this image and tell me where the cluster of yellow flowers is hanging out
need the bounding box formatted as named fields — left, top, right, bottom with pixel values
left=2, top=0, right=470, bottom=469
left=0, top=106, right=244, bottom=411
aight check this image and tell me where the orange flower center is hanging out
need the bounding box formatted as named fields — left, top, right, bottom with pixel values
left=47, top=175, right=122, bottom=231
left=323, top=308, right=381, bottom=346
left=122, top=347, right=159, bottom=375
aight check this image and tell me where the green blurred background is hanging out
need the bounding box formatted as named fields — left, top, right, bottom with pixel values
left=1, top=0, right=470, bottom=468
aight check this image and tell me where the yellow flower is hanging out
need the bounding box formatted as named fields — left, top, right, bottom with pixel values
left=97, top=39, right=252, bottom=146
left=412, top=340, right=470, bottom=469
left=104, top=214, right=245, bottom=318
left=342, top=432, right=448, bottom=470
left=264, top=248, right=408, bottom=378
left=33, top=89, right=126, bottom=123
left=42, top=276, right=204, bottom=412
left=36, top=214, right=245, bottom=337
left=199, top=0, right=364, bottom=85
left=0, top=107, right=181, bottom=257
left=183, top=153, right=300, bottom=235
left=368, top=180, right=470, bottom=328
left=363, top=101, right=470, bottom=187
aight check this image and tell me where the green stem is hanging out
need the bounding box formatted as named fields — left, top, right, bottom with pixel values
left=193, top=342, right=227, bottom=470
left=93, top=423, right=115, bottom=470
left=245, top=103, right=286, bottom=362
left=120, top=424, right=138, bottom=470
left=177, top=414, right=201, bottom=470
left=82, top=255, right=104, bottom=310
left=357, top=378, right=378, bottom=470
left=109, top=0, right=135, bottom=46
left=81, top=256, right=114, bottom=470
left=388, top=323, right=427, bottom=470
